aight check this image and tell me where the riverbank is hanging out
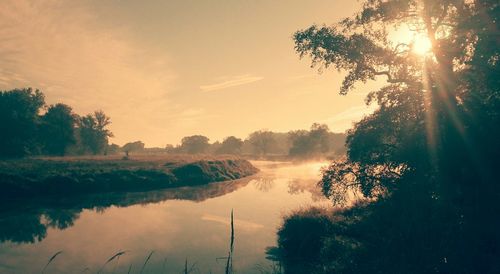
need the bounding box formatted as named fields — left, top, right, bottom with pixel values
left=0, top=155, right=259, bottom=199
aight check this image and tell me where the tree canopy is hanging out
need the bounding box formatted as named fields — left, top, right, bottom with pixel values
left=0, top=88, right=45, bottom=157
left=40, top=103, right=77, bottom=156
left=180, top=135, right=210, bottom=154
left=277, top=0, right=500, bottom=273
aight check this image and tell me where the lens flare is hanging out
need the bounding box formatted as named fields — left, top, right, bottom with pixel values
left=413, top=36, right=432, bottom=55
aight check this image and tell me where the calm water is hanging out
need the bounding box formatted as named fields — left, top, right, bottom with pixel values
left=0, top=161, right=330, bottom=274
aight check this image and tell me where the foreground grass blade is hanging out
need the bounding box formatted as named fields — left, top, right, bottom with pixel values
left=97, top=250, right=127, bottom=274
left=41, top=250, right=63, bottom=274
left=139, top=250, right=154, bottom=274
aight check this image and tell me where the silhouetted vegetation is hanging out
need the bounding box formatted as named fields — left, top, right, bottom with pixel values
left=216, top=136, right=244, bottom=155
left=0, top=155, right=258, bottom=201
left=0, top=88, right=113, bottom=158
left=162, top=125, right=346, bottom=160
left=122, top=141, right=145, bottom=157
left=277, top=0, right=500, bottom=273
left=40, top=104, right=77, bottom=156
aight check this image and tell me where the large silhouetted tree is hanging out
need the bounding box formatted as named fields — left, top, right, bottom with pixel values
left=277, top=0, right=500, bottom=273
left=0, top=88, right=45, bottom=157
left=40, top=103, right=76, bottom=156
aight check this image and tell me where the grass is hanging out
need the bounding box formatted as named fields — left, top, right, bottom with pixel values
left=35, top=210, right=281, bottom=274
left=0, top=154, right=258, bottom=199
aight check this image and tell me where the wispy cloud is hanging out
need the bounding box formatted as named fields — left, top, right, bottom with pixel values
left=321, top=104, right=377, bottom=132
left=0, top=0, right=176, bottom=145
left=200, top=74, right=263, bottom=92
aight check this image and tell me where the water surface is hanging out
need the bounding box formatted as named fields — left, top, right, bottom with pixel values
left=0, top=161, right=329, bottom=273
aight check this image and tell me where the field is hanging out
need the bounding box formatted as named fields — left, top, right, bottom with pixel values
left=0, top=154, right=259, bottom=200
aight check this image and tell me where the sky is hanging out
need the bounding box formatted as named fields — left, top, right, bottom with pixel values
left=0, top=0, right=380, bottom=147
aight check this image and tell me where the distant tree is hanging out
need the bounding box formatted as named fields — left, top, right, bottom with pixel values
left=247, top=130, right=276, bottom=156
left=0, top=88, right=45, bottom=157
left=79, top=110, right=113, bottom=155
left=216, top=136, right=243, bottom=154
left=122, top=141, right=145, bottom=157
left=289, top=123, right=332, bottom=158
left=39, top=103, right=76, bottom=156
left=179, top=135, right=210, bottom=154
left=165, top=144, right=176, bottom=153
left=107, top=143, right=121, bottom=155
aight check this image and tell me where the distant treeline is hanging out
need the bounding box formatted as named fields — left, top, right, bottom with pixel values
left=178, top=124, right=346, bottom=158
left=0, top=88, right=112, bottom=158
left=1, top=88, right=346, bottom=159
left=116, top=124, right=346, bottom=159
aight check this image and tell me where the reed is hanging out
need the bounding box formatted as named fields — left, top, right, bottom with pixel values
left=41, top=250, right=63, bottom=274
left=139, top=250, right=154, bottom=274
left=97, top=250, right=127, bottom=274
left=225, top=209, right=234, bottom=274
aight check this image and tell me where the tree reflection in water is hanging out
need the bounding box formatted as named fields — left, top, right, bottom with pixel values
left=0, top=176, right=253, bottom=244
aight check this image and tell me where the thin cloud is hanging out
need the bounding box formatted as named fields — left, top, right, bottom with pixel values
left=0, top=0, right=176, bottom=145
left=321, top=104, right=377, bottom=132
left=200, top=74, right=263, bottom=92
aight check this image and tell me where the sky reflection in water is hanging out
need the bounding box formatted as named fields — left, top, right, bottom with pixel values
left=0, top=161, right=330, bottom=274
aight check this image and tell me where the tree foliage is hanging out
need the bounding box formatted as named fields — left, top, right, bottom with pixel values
left=277, top=0, right=500, bottom=273
left=78, top=111, right=113, bottom=155
left=216, top=136, right=244, bottom=155
left=247, top=130, right=277, bottom=156
left=180, top=135, right=210, bottom=154
left=40, top=104, right=77, bottom=156
left=122, top=141, right=145, bottom=155
left=289, top=123, right=333, bottom=158
left=0, top=88, right=45, bottom=157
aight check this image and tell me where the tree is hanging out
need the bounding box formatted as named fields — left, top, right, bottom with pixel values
left=289, top=123, right=331, bottom=158
left=216, top=136, right=243, bottom=154
left=39, top=103, right=76, bottom=156
left=277, top=0, right=500, bottom=273
left=122, top=141, right=145, bottom=157
left=107, top=143, right=121, bottom=155
left=179, top=135, right=210, bottom=154
left=79, top=110, right=113, bottom=155
left=247, top=130, right=277, bottom=156
left=0, top=88, right=45, bottom=157
left=294, top=0, right=499, bottom=201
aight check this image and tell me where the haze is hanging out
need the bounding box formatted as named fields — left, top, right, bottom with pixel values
left=0, top=0, right=376, bottom=146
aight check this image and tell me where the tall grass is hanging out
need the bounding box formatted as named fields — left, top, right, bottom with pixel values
left=139, top=250, right=154, bottom=274
left=225, top=209, right=234, bottom=274
left=97, top=250, right=127, bottom=274
left=41, top=250, right=63, bottom=274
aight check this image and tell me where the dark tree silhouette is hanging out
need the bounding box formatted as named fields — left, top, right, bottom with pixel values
left=79, top=110, right=113, bottom=155
left=179, top=135, right=210, bottom=154
left=277, top=0, right=500, bottom=273
left=0, top=88, right=45, bottom=157
left=40, top=103, right=77, bottom=156
left=216, top=136, right=243, bottom=155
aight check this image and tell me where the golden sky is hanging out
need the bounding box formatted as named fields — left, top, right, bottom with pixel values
left=0, top=0, right=379, bottom=147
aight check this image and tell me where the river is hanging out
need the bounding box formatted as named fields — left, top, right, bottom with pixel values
left=0, top=161, right=330, bottom=274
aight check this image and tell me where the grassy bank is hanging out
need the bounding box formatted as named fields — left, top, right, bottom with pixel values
left=0, top=154, right=258, bottom=199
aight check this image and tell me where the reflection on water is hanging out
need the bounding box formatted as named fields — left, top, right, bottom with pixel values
left=0, top=161, right=329, bottom=273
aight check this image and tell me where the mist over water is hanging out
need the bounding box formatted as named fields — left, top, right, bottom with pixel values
left=0, top=161, right=329, bottom=274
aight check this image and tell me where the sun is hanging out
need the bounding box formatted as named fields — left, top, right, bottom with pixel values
left=412, top=35, right=433, bottom=55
